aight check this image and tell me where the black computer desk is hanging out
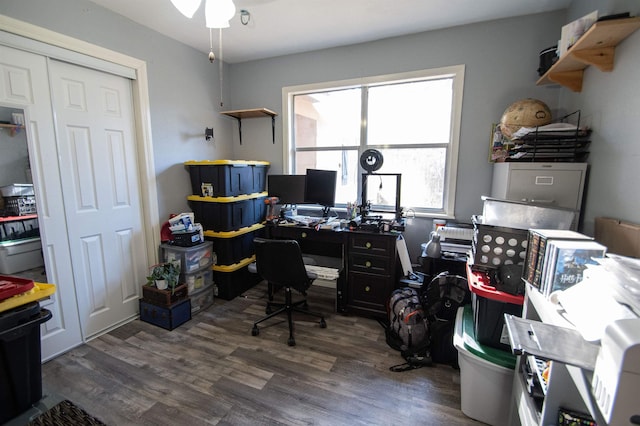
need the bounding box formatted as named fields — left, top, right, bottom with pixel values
left=265, top=223, right=401, bottom=318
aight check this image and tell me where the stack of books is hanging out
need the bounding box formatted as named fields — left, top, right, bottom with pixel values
left=523, top=229, right=607, bottom=297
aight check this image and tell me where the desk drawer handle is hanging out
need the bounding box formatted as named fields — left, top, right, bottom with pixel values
left=365, top=242, right=372, bottom=249
left=301, top=232, right=307, bottom=238
left=365, top=286, right=370, bottom=292
left=365, top=261, right=372, bottom=268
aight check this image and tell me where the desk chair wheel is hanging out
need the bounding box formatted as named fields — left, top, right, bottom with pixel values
left=288, top=337, right=296, bottom=346
left=320, top=318, right=327, bottom=328
left=251, top=325, right=260, bottom=336
left=265, top=305, right=273, bottom=314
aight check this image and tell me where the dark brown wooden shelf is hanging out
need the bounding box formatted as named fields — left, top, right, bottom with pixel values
left=220, top=108, right=277, bottom=144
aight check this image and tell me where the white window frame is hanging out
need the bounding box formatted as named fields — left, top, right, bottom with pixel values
left=282, top=65, right=465, bottom=218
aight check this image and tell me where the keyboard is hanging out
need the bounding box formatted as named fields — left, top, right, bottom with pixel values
left=305, top=264, right=340, bottom=280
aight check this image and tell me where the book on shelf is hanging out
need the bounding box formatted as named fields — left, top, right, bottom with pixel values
left=541, top=240, right=607, bottom=296
left=524, top=229, right=593, bottom=289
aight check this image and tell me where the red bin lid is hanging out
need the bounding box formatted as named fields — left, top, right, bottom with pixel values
left=0, top=276, right=35, bottom=301
left=467, top=267, right=524, bottom=305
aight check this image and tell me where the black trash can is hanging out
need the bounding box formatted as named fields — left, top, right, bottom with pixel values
left=0, top=301, right=52, bottom=424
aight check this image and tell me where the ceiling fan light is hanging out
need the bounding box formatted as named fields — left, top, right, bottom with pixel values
left=170, top=0, right=202, bottom=18
left=205, top=0, right=236, bottom=28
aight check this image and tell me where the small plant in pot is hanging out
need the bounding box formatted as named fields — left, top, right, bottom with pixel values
left=146, top=262, right=181, bottom=294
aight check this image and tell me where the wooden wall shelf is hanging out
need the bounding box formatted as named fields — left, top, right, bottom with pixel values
left=537, top=17, right=640, bottom=92
left=220, top=108, right=277, bottom=144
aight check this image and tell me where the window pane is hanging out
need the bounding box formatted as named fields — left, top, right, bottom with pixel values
left=293, top=88, right=361, bottom=149
left=376, top=147, right=446, bottom=210
left=367, top=79, right=453, bottom=145
left=295, top=150, right=359, bottom=205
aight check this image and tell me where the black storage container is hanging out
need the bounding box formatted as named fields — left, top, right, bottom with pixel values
left=188, top=193, right=267, bottom=232
left=205, top=223, right=265, bottom=266
left=213, top=258, right=261, bottom=300
left=537, top=45, right=558, bottom=76
left=468, top=269, right=523, bottom=351
left=184, top=160, right=269, bottom=197
left=0, top=302, right=52, bottom=423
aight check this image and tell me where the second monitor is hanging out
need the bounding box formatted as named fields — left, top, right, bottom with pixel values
left=305, top=169, right=337, bottom=217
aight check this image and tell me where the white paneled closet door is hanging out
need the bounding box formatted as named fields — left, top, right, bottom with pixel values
left=48, top=59, right=147, bottom=340
left=0, top=45, right=83, bottom=359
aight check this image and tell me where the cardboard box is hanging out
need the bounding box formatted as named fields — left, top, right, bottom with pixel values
left=594, top=217, right=640, bottom=258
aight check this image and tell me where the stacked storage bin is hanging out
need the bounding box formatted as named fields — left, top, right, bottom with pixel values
left=160, top=241, right=214, bottom=315
left=453, top=303, right=517, bottom=426
left=185, top=160, right=269, bottom=300
left=453, top=268, right=521, bottom=425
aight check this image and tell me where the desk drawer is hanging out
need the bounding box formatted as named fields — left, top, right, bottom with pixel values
left=349, top=234, right=395, bottom=255
left=347, top=272, right=393, bottom=316
left=269, top=226, right=343, bottom=243
left=349, top=253, right=391, bottom=275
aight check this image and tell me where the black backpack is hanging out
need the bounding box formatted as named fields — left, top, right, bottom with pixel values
left=419, top=272, right=470, bottom=367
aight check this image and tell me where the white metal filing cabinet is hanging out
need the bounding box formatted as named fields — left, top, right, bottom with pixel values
left=491, top=163, right=588, bottom=227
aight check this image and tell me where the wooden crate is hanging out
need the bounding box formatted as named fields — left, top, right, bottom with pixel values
left=141, top=284, right=188, bottom=307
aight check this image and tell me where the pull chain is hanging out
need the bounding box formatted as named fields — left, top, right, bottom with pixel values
left=219, top=28, right=224, bottom=108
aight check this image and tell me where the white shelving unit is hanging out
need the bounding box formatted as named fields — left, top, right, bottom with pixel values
left=508, top=283, right=607, bottom=425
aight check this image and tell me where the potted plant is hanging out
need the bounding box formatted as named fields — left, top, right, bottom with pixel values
left=146, top=262, right=181, bottom=295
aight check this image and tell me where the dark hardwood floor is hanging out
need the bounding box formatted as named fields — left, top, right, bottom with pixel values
left=36, top=281, right=484, bottom=425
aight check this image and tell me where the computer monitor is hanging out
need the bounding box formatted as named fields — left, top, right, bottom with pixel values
left=267, top=174, right=307, bottom=205
left=304, top=169, right=337, bottom=216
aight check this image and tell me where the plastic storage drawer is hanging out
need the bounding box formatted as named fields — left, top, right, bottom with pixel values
left=183, top=264, right=214, bottom=294
left=468, top=268, right=524, bottom=351
left=212, top=257, right=261, bottom=300
left=190, top=283, right=214, bottom=315
left=205, top=223, right=264, bottom=266
left=185, top=160, right=269, bottom=197
left=161, top=241, right=213, bottom=273
left=188, top=193, right=267, bottom=232
left=0, top=238, right=44, bottom=275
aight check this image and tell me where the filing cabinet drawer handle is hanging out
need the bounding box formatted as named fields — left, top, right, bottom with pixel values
left=365, top=242, right=372, bottom=249
left=365, top=261, right=372, bottom=268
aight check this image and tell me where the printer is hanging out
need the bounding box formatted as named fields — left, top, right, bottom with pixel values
left=589, top=255, right=640, bottom=425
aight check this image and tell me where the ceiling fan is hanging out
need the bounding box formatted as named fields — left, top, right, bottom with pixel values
left=170, top=0, right=236, bottom=28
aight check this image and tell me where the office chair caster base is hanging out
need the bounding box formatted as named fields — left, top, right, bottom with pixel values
left=251, top=325, right=260, bottom=336
left=288, top=337, right=296, bottom=346
left=320, top=318, right=327, bottom=328
left=265, top=305, right=273, bottom=314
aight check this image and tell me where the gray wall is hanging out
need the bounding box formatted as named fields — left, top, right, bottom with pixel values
left=227, top=11, right=567, bottom=260
left=0, top=0, right=234, bottom=222
left=560, top=0, right=640, bottom=235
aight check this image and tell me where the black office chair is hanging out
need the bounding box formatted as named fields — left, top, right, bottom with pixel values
left=251, top=237, right=327, bottom=346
